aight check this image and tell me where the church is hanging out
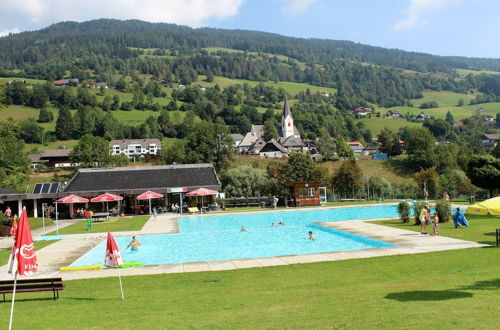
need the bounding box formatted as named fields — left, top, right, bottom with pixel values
left=237, top=99, right=304, bottom=156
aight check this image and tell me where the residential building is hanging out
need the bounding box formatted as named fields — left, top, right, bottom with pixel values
left=109, top=139, right=161, bottom=159
left=347, top=141, right=365, bottom=155
left=229, top=134, right=244, bottom=148
left=480, top=134, right=500, bottom=148
left=259, top=139, right=288, bottom=158
left=353, top=106, right=373, bottom=116
left=28, top=148, right=76, bottom=168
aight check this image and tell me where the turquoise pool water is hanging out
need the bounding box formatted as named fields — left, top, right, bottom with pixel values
left=71, top=205, right=398, bottom=266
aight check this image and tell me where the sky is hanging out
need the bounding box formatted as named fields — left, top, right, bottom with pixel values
left=0, top=0, right=499, bottom=58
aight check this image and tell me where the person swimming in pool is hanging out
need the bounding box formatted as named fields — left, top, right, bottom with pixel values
left=125, top=236, right=141, bottom=251
left=278, top=220, right=285, bottom=226
left=240, top=226, right=247, bottom=232
left=304, top=231, right=315, bottom=240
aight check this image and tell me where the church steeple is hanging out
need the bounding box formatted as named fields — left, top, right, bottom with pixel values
left=281, top=98, right=295, bottom=139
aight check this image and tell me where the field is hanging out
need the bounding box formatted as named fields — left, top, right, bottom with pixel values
left=354, top=117, right=420, bottom=135
left=455, top=68, right=500, bottom=76
left=0, top=214, right=498, bottom=328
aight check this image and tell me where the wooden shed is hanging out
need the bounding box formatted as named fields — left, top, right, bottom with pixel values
left=288, top=181, right=321, bottom=207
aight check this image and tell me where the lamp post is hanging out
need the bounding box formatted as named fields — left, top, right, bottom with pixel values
left=41, top=203, right=47, bottom=238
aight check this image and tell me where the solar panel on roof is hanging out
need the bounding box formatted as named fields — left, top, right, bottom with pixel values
left=41, top=183, right=50, bottom=193
left=49, top=182, right=60, bottom=193
left=33, top=183, right=43, bottom=194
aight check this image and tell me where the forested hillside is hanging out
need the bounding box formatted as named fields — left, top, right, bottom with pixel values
left=2, top=19, right=500, bottom=109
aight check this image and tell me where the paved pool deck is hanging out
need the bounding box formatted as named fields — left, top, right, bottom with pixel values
left=0, top=204, right=486, bottom=281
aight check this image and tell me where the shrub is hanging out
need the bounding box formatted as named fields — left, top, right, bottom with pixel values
left=413, top=201, right=427, bottom=225
left=397, top=201, right=411, bottom=223
left=434, top=201, right=451, bottom=223
left=0, top=212, right=12, bottom=226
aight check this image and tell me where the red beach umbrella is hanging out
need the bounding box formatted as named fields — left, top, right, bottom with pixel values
left=104, top=232, right=125, bottom=300
left=56, top=194, right=89, bottom=203
left=55, top=195, right=89, bottom=235
left=91, top=193, right=123, bottom=202
left=7, top=207, right=38, bottom=330
left=185, top=188, right=218, bottom=211
left=91, top=193, right=123, bottom=215
left=137, top=191, right=163, bottom=215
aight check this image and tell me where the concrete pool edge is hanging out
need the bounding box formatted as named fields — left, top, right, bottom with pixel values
left=0, top=214, right=487, bottom=281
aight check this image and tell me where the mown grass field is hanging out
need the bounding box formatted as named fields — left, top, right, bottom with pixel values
left=456, top=68, right=500, bottom=76
left=47, top=215, right=149, bottom=235
left=0, top=213, right=498, bottom=328
left=354, top=117, right=420, bottom=135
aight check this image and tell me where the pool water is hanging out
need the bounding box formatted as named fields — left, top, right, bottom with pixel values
left=71, top=205, right=398, bottom=267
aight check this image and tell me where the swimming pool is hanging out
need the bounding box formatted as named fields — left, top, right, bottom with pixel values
left=70, top=205, right=398, bottom=267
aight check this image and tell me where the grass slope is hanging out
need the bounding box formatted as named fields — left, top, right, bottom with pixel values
left=48, top=215, right=149, bottom=235
left=0, top=214, right=498, bottom=328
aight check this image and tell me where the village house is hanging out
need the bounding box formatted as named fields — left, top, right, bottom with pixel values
left=54, top=78, right=79, bottom=86
left=353, top=106, right=373, bottom=116
left=386, top=110, right=401, bottom=118
left=28, top=148, right=76, bottom=168
left=109, top=139, right=162, bottom=159
left=347, top=141, right=365, bottom=155
left=229, top=134, right=244, bottom=148
left=480, top=134, right=500, bottom=148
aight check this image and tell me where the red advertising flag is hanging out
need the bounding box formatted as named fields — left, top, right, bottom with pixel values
left=8, top=208, right=38, bottom=276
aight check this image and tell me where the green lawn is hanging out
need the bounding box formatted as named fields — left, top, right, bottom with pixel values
left=1, top=210, right=500, bottom=328
left=47, top=215, right=149, bottom=235
left=354, top=117, right=420, bottom=135
left=374, top=214, right=500, bottom=244
left=1, top=223, right=499, bottom=328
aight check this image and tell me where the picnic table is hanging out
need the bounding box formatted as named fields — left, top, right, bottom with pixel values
left=92, top=212, right=109, bottom=222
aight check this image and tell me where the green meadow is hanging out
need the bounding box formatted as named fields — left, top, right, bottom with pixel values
left=0, top=213, right=498, bottom=329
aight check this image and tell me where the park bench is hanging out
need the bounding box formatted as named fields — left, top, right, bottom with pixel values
left=0, top=277, right=64, bottom=302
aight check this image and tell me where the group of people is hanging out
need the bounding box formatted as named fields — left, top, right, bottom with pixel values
left=419, top=206, right=469, bottom=236
left=419, top=206, right=440, bottom=236
left=240, top=220, right=315, bottom=240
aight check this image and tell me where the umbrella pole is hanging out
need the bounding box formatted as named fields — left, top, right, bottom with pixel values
left=118, top=267, right=124, bottom=300
left=8, top=271, right=18, bottom=330
left=149, top=198, right=152, bottom=216
left=55, top=202, right=59, bottom=235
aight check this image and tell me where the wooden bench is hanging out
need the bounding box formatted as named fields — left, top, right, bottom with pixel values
left=0, top=277, right=64, bottom=302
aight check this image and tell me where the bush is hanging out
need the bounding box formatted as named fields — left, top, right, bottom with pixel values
left=0, top=212, right=12, bottom=226
left=434, top=201, right=451, bottom=223
left=397, top=201, right=411, bottom=223
left=413, top=201, right=427, bottom=225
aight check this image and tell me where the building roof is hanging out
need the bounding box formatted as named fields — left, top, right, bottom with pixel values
left=239, top=132, right=259, bottom=147
left=259, top=139, right=287, bottom=153
left=109, top=139, right=161, bottom=149
left=63, top=164, right=220, bottom=194
left=280, top=136, right=304, bottom=147
left=250, top=125, right=264, bottom=138
left=28, top=148, right=72, bottom=162
left=229, top=134, right=244, bottom=141
left=347, top=141, right=364, bottom=148
left=0, top=187, right=23, bottom=195
left=283, top=98, right=292, bottom=119
left=481, top=134, right=500, bottom=140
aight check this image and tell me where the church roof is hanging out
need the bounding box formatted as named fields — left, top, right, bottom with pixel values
left=278, top=126, right=300, bottom=138
left=239, top=132, right=259, bottom=147
left=251, top=125, right=264, bottom=138
left=283, top=98, right=292, bottom=119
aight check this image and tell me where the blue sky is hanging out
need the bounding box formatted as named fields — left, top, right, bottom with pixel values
left=0, top=0, right=499, bottom=58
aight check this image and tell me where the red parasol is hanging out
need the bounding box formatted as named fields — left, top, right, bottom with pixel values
left=104, top=232, right=124, bottom=268
left=185, top=188, right=218, bottom=196
left=55, top=195, right=89, bottom=235
left=91, top=193, right=123, bottom=202
left=104, top=232, right=125, bottom=300
left=56, top=194, right=89, bottom=203
left=8, top=208, right=38, bottom=276
left=137, top=191, right=163, bottom=215
left=185, top=188, right=218, bottom=212
left=91, top=193, right=123, bottom=216
left=9, top=218, right=17, bottom=236
left=136, top=191, right=163, bottom=200
left=7, top=207, right=38, bottom=330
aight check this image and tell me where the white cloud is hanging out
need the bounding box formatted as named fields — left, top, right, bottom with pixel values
left=0, top=0, right=245, bottom=32
left=283, top=0, right=318, bottom=15
left=0, top=29, right=21, bottom=37
left=394, top=0, right=462, bottom=30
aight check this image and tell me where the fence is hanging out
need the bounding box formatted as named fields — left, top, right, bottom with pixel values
left=223, top=196, right=271, bottom=208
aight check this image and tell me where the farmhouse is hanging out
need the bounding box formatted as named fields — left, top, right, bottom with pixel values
left=480, top=134, right=500, bottom=148
left=28, top=148, right=75, bottom=168
left=353, top=106, right=373, bottom=116
left=347, top=141, right=365, bottom=155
